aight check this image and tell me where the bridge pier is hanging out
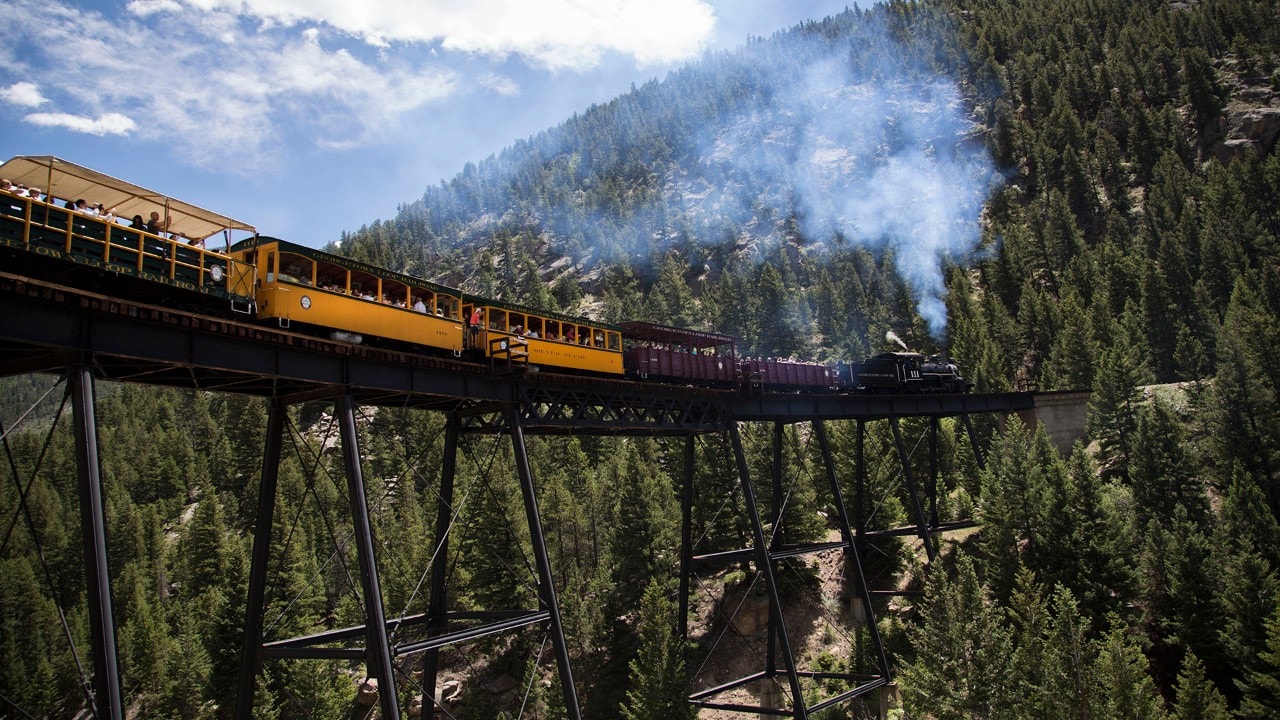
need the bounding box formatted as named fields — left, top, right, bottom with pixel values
left=683, top=412, right=990, bottom=718
left=337, top=392, right=402, bottom=720
left=507, top=406, right=583, bottom=719
left=236, top=397, right=285, bottom=720
left=734, top=420, right=809, bottom=719
left=236, top=392, right=402, bottom=720
left=70, top=363, right=123, bottom=720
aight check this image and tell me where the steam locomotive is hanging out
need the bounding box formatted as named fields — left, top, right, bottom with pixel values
left=0, top=155, right=968, bottom=395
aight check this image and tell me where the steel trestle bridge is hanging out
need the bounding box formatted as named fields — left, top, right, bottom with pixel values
left=0, top=272, right=1036, bottom=720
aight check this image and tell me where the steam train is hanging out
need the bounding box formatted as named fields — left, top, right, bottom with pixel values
left=0, top=155, right=968, bottom=395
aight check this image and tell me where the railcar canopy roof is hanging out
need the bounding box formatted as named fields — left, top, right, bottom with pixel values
left=618, top=321, right=738, bottom=350
left=0, top=155, right=255, bottom=240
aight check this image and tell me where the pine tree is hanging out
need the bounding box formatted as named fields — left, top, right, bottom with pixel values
left=1087, top=339, right=1144, bottom=481
left=1007, top=570, right=1087, bottom=720
left=1215, top=465, right=1280, bottom=569
left=976, top=417, right=1053, bottom=603
left=1217, top=549, right=1277, bottom=707
left=1236, top=605, right=1280, bottom=720
left=163, top=611, right=214, bottom=719
left=1140, top=508, right=1224, bottom=695
left=1171, top=651, right=1229, bottom=720
left=755, top=262, right=803, bottom=358
left=1140, top=259, right=1179, bottom=381
left=206, top=580, right=248, bottom=716
left=900, top=551, right=1015, bottom=719
left=1129, top=399, right=1209, bottom=526
left=1091, top=626, right=1169, bottom=720
left=647, top=253, right=698, bottom=327
left=1039, top=446, right=1137, bottom=625
left=0, top=557, right=71, bottom=716
left=180, top=484, right=229, bottom=602
left=1042, top=291, right=1095, bottom=390
left=619, top=580, right=696, bottom=720
left=457, top=442, right=537, bottom=621
left=1211, top=278, right=1280, bottom=515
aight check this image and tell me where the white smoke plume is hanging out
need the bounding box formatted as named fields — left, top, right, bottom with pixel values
left=680, top=17, right=999, bottom=339
left=886, top=329, right=909, bottom=351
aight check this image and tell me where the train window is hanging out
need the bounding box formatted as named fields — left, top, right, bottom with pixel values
left=383, top=280, right=407, bottom=307
left=351, top=272, right=378, bottom=300
left=408, top=288, right=432, bottom=313
left=509, top=312, right=526, bottom=334
left=489, top=309, right=506, bottom=331
left=315, top=261, right=347, bottom=293
left=544, top=320, right=559, bottom=340
left=607, top=332, right=620, bottom=351
left=278, top=252, right=313, bottom=285
left=526, top=318, right=543, bottom=338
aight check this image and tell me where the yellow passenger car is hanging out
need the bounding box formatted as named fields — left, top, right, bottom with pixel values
left=463, top=299, right=624, bottom=375
left=230, top=237, right=465, bottom=353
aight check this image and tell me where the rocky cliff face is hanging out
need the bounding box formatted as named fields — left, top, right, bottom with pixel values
left=1206, top=58, right=1280, bottom=162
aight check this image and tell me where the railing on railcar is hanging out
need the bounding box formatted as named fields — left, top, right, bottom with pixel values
left=490, top=335, right=529, bottom=373
left=0, top=190, right=255, bottom=311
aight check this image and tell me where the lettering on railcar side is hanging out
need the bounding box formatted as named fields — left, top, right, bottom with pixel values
left=20, top=243, right=226, bottom=297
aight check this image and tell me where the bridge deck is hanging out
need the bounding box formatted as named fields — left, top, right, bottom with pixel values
left=0, top=272, right=1035, bottom=431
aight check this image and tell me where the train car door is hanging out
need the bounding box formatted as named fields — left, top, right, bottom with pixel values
left=464, top=303, right=487, bottom=351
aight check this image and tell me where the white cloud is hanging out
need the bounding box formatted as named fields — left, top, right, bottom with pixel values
left=0, top=82, right=48, bottom=107
left=24, top=112, right=136, bottom=136
left=125, top=0, right=183, bottom=18
left=478, top=72, right=520, bottom=97
left=173, top=0, right=716, bottom=69
left=0, top=0, right=458, bottom=168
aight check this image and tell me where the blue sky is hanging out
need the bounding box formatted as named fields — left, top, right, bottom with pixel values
left=0, top=0, right=855, bottom=248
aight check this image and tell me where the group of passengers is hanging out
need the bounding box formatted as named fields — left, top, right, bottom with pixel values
left=2, top=178, right=211, bottom=249
left=306, top=271, right=445, bottom=315
left=632, top=341, right=720, bottom=356
left=466, top=309, right=608, bottom=347
left=1, top=179, right=45, bottom=202
left=510, top=321, right=604, bottom=346
left=4, top=178, right=118, bottom=223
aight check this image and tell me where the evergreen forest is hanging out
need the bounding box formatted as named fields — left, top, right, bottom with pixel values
left=3, top=0, right=1280, bottom=717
